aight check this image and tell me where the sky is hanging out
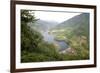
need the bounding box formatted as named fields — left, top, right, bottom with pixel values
left=33, top=11, right=81, bottom=23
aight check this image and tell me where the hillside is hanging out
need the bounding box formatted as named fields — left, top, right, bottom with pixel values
left=51, top=13, right=89, bottom=39
left=28, top=19, right=58, bottom=32
left=55, top=13, right=89, bottom=27
left=51, top=13, right=90, bottom=59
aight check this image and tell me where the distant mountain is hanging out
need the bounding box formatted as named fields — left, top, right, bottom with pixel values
left=55, top=13, right=89, bottom=28
left=53, top=13, right=89, bottom=37
left=28, top=19, right=58, bottom=32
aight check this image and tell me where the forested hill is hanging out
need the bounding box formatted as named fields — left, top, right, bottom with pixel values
left=55, top=13, right=89, bottom=28
left=51, top=13, right=90, bottom=59
left=28, top=19, right=58, bottom=31
left=52, top=13, right=89, bottom=38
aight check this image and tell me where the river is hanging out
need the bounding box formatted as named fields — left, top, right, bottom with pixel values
left=41, top=31, right=69, bottom=52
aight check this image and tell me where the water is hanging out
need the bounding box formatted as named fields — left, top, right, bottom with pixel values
left=55, top=41, right=69, bottom=51
left=42, top=31, right=55, bottom=43
left=42, top=31, right=69, bottom=51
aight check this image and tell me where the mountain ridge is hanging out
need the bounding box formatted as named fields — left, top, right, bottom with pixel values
left=54, top=13, right=89, bottom=29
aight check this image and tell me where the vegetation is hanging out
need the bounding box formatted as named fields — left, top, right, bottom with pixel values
left=21, top=10, right=90, bottom=63
left=51, top=13, right=90, bottom=59
left=21, top=10, right=62, bottom=62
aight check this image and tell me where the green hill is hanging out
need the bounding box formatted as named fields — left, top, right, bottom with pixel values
left=52, top=13, right=89, bottom=36
left=51, top=13, right=90, bottom=59
left=28, top=19, right=58, bottom=32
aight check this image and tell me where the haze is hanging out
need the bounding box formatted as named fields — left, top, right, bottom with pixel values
left=34, top=11, right=81, bottom=23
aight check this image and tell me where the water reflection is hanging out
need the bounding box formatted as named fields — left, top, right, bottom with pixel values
left=41, top=30, right=69, bottom=51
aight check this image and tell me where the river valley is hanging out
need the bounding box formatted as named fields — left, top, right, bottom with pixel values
left=41, top=30, right=69, bottom=52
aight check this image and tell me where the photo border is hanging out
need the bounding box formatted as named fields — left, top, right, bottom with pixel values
left=10, top=0, right=97, bottom=73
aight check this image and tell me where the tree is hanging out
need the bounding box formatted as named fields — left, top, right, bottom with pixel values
left=21, top=10, right=68, bottom=62
left=21, top=10, right=35, bottom=23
